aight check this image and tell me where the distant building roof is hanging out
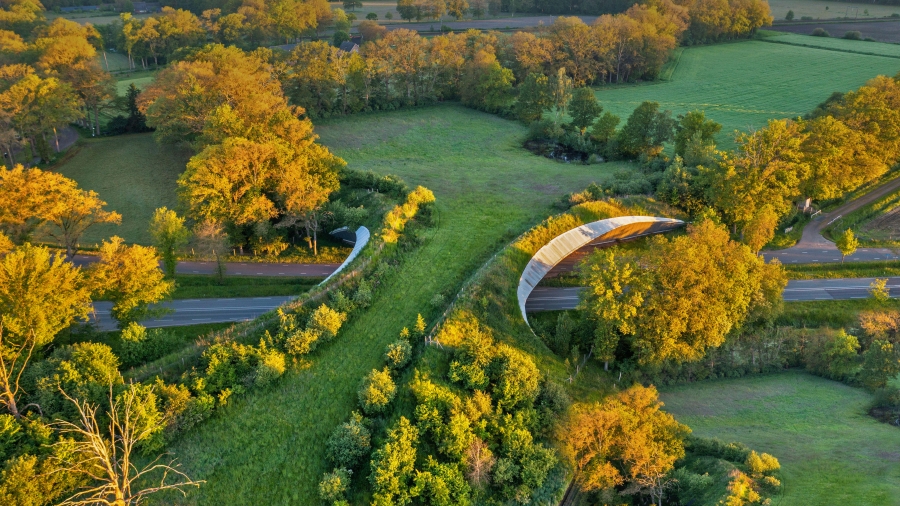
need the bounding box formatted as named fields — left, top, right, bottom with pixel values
left=338, top=41, right=359, bottom=53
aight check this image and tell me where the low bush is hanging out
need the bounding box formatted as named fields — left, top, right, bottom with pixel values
left=811, top=27, right=830, bottom=37
left=844, top=30, right=862, bottom=40
left=358, top=367, right=396, bottom=414
left=384, top=340, right=412, bottom=370
left=326, top=413, right=372, bottom=469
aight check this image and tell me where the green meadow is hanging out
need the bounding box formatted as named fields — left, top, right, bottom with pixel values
left=661, top=372, right=900, bottom=506
left=595, top=40, right=900, bottom=147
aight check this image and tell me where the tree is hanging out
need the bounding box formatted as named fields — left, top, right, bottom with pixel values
left=460, top=50, right=514, bottom=113
left=52, top=385, right=203, bottom=505
left=562, top=385, right=689, bottom=505
left=0, top=326, right=37, bottom=419
left=469, top=0, right=486, bottom=18
left=579, top=249, right=648, bottom=370
left=871, top=278, right=891, bottom=303
left=836, top=228, right=858, bottom=263
left=0, top=73, right=82, bottom=162
left=319, top=468, right=352, bottom=503
left=358, top=367, right=396, bottom=414
left=617, top=101, right=675, bottom=158
left=327, top=413, right=371, bottom=469
left=590, top=112, right=620, bottom=144
left=345, top=0, right=364, bottom=10
left=0, top=243, right=91, bottom=348
left=370, top=417, right=419, bottom=506
left=549, top=66, right=572, bottom=125
left=90, top=236, right=174, bottom=328
left=447, top=0, right=469, bottom=19
left=44, top=183, right=121, bottom=260
left=515, top=72, right=551, bottom=123
left=635, top=220, right=785, bottom=363
left=149, top=207, right=190, bottom=278
left=569, top=87, right=602, bottom=134
left=397, top=0, right=418, bottom=22
left=785, top=9, right=794, bottom=20
left=359, top=19, right=387, bottom=40
left=860, top=340, right=899, bottom=389
left=742, top=204, right=779, bottom=254
left=124, top=84, right=148, bottom=133
left=674, top=110, right=721, bottom=157
left=334, top=30, right=351, bottom=47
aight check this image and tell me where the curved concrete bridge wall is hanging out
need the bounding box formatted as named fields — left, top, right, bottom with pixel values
left=517, top=216, right=684, bottom=323
left=320, top=226, right=371, bottom=286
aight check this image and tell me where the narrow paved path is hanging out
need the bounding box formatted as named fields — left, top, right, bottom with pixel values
left=763, top=176, right=900, bottom=264
left=92, top=296, right=294, bottom=331
left=526, top=278, right=900, bottom=312
left=72, top=255, right=338, bottom=277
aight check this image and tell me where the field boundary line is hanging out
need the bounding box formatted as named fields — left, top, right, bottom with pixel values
left=758, top=37, right=900, bottom=59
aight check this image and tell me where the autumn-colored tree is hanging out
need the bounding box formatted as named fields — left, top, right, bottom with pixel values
left=358, top=19, right=387, bottom=41
left=44, top=182, right=121, bottom=260
left=140, top=45, right=289, bottom=147
left=0, top=243, right=91, bottom=348
left=0, top=73, right=82, bottom=161
left=562, top=385, right=689, bottom=505
left=149, top=207, right=190, bottom=277
left=590, top=220, right=785, bottom=364
left=836, top=228, right=858, bottom=264
left=579, top=249, right=648, bottom=370
left=370, top=416, right=419, bottom=505
left=800, top=115, right=885, bottom=200
left=741, top=204, right=779, bottom=254
left=460, top=49, right=514, bottom=113
left=447, top=0, right=469, bottom=19
left=89, top=236, right=173, bottom=328
left=706, top=119, right=808, bottom=231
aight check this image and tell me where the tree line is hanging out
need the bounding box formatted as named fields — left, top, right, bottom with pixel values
left=0, top=0, right=117, bottom=161
left=282, top=0, right=770, bottom=120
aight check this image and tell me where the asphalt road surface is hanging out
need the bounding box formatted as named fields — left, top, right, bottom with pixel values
left=91, top=296, right=295, bottom=331
left=72, top=255, right=337, bottom=277
left=525, top=278, right=900, bottom=312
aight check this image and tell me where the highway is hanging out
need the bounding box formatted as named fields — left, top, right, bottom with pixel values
left=91, top=296, right=295, bottom=331
left=525, top=278, right=900, bottom=312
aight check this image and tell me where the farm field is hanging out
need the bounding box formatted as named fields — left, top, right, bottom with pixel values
left=163, top=104, right=621, bottom=504
left=764, top=30, right=900, bottom=56
left=661, top=371, right=900, bottom=506
left=595, top=40, right=900, bottom=147
left=52, top=133, right=190, bottom=246
left=767, top=0, right=900, bottom=20
left=773, top=19, right=900, bottom=43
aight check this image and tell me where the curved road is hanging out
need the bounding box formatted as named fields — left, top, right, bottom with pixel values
left=762, top=175, right=900, bottom=264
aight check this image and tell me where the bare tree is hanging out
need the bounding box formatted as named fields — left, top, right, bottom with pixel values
left=465, top=437, right=495, bottom=488
left=52, top=385, right=203, bottom=505
left=0, top=326, right=39, bottom=419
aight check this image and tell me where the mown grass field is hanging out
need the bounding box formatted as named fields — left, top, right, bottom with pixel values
left=53, top=133, right=190, bottom=246
left=595, top=40, right=900, bottom=148
left=661, top=371, right=900, bottom=506
left=163, top=104, right=623, bottom=504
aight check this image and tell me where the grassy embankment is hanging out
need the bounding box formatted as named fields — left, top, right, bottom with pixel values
left=161, top=104, right=622, bottom=504
left=661, top=371, right=900, bottom=506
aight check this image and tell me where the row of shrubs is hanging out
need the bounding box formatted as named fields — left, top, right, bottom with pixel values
left=318, top=315, right=427, bottom=504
